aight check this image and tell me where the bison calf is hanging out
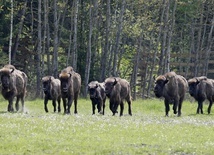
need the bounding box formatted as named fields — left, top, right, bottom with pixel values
left=88, top=81, right=106, bottom=115
left=154, top=71, right=188, bottom=116
left=188, top=76, right=214, bottom=114
left=0, top=65, right=27, bottom=112
left=42, top=76, right=61, bottom=113
left=59, top=66, right=81, bottom=114
left=104, top=77, right=132, bottom=116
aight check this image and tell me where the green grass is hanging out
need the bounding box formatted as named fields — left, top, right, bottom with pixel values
left=0, top=97, right=214, bottom=155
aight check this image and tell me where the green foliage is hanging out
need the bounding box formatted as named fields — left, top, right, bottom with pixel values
left=0, top=98, right=214, bottom=154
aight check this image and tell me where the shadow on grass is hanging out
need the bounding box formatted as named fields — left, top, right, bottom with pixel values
left=0, top=111, right=7, bottom=114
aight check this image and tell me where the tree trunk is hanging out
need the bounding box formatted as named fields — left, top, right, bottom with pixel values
left=53, top=0, right=59, bottom=77
left=204, top=15, right=214, bottom=76
left=35, top=0, right=42, bottom=98
left=12, top=0, right=27, bottom=64
left=72, top=0, right=79, bottom=71
left=158, top=0, right=167, bottom=75
left=84, top=2, right=92, bottom=98
left=147, top=0, right=166, bottom=97
left=100, top=0, right=111, bottom=81
left=131, top=37, right=141, bottom=100
left=112, top=0, right=125, bottom=77
left=165, top=0, right=176, bottom=72
left=194, top=3, right=203, bottom=77
left=8, top=0, right=13, bottom=64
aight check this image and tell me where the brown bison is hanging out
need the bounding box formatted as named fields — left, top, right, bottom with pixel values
left=59, top=66, right=81, bottom=114
left=88, top=81, right=106, bottom=115
left=188, top=76, right=214, bottom=114
left=42, top=76, right=61, bottom=113
left=0, top=65, right=27, bottom=112
left=104, top=77, right=132, bottom=116
left=154, top=71, right=188, bottom=116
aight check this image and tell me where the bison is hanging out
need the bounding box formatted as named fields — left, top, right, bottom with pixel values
left=59, top=66, right=81, bottom=114
left=104, top=77, right=132, bottom=116
left=42, top=76, right=61, bottom=113
left=154, top=71, right=188, bottom=116
left=88, top=81, right=106, bottom=115
left=0, top=65, right=27, bottom=112
left=188, top=76, right=214, bottom=114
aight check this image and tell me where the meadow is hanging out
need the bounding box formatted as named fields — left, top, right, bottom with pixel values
left=0, top=97, right=214, bottom=155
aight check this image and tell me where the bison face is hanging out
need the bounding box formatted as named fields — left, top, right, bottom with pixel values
left=188, top=82, right=199, bottom=97
left=60, top=78, right=71, bottom=93
left=154, top=79, right=168, bottom=98
left=88, top=84, right=98, bottom=99
left=104, top=78, right=117, bottom=97
left=1, top=74, right=11, bottom=90
left=42, top=80, right=51, bottom=95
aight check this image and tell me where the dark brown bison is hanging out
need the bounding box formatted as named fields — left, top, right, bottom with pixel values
left=42, top=76, right=61, bottom=113
left=188, top=76, right=214, bottom=114
left=154, top=71, right=188, bottom=116
left=104, top=77, right=132, bottom=116
left=88, top=81, right=106, bottom=115
left=59, top=66, right=81, bottom=114
left=0, top=65, right=27, bottom=112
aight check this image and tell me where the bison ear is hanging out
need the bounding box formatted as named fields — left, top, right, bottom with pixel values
left=95, top=83, right=99, bottom=88
left=164, top=79, right=169, bottom=84
left=153, top=75, right=156, bottom=81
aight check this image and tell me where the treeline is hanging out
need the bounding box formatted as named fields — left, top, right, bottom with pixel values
left=0, top=0, right=214, bottom=99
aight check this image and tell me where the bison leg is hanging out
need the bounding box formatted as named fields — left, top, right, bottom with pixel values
left=177, top=101, right=183, bottom=117
left=119, top=102, right=124, bottom=116
left=164, top=99, right=170, bottom=116
left=102, top=101, right=105, bottom=115
left=62, top=98, right=67, bottom=114
left=52, top=100, right=56, bottom=112
left=8, top=98, right=14, bottom=112
left=92, top=103, right=96, bottom=115
left=74, top=95, right=78, bottom=114
left=127, top=101, right=132, bottom=116
left=44, top=98, right=49, bottom=113
left=67, top=96, right=74, bottom=114
left=197, top=101, right=203, bottom=114
left=109, top=101, right=114, bottom=114
left=57, top=97, right=61, bottom=113
left=20, top=97, right=25, bottom=112
left=208, top=100, right=213, bottom=114
left=15, top=97, right=20, bottom=112
left=173, top=98, right=179, bottom=115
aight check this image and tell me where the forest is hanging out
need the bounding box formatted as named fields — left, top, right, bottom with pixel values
left=0, top=0, right=214, bottom=99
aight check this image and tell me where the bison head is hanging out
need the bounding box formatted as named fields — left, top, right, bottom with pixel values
left=154, top=75, right=168, bottom=98
left=0, top=68, right=15, bottom=91
left=188, top=78, right=200, bottom=97
left=42, top=76, right=54, bottom=95
left=59, top=71, right=72, bottom=93
left=88, top=81, right=99, bottom=99
left=104, top=78, right=117, bottom=97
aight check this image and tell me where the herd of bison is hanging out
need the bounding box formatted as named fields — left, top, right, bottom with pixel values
left=0, top=64, right=214, bottom=117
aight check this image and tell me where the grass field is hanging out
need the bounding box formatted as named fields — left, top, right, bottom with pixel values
left=0, top=97, right=214, bottom=155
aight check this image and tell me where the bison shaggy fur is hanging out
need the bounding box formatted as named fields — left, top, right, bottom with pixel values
left=188, top=76, right=214, bottom=114
left=154, top=71, right=188, bottom=116
left=104, top=77, right=132, bottom=116
left=59, top=66, right=81, bottom=114
left=88, top=81, right=106, bottom=115
left=0, top=65, right=27, bottom=112
left=42, top=76, right=61, bottom=113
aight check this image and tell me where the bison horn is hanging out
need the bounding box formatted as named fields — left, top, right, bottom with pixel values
left=113, top=78, right=118, bottom=86
left=10, top=68, right=14, bottom=73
